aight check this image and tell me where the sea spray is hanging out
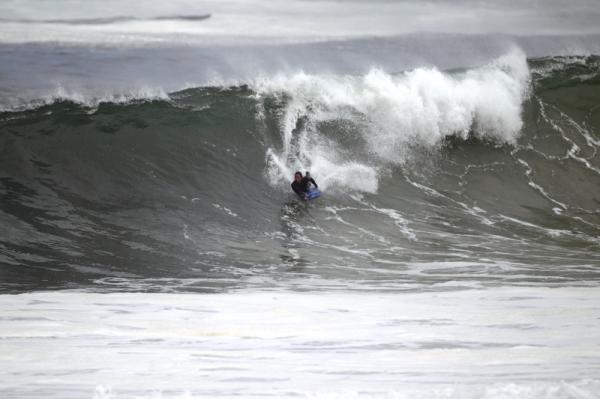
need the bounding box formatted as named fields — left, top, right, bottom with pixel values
left=256, top=48, right=530, bottom=191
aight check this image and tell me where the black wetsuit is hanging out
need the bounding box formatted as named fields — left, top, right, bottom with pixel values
left=291, top=177, right=318, bottom=197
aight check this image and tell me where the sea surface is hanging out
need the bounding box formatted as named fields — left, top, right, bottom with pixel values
left=1, top=1, right=600, bottom=398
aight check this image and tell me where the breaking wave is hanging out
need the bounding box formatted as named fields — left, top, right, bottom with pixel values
left=1, top=51, right=599, bottom=292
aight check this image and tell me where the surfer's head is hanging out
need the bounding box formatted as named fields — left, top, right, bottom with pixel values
left=294, top=171, right=303, bottom=182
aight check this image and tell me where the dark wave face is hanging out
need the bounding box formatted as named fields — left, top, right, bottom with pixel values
left=1, top=54, right=599, bottom=293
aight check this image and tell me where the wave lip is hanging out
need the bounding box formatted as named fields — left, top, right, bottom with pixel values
left=0, top=85, right=172, bottom=113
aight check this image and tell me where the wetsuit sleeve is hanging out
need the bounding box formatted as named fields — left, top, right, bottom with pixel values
left=309, top=178, right=318, bottom=189
left=291, top=182, right=304, bottom=196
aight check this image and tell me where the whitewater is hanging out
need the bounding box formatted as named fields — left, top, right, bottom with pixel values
left=1, top=1, right=600, bottom=398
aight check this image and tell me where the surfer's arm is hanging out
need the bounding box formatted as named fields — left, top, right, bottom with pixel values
left=309, top=178, right=318, bottom=189
left=291, top=182, right=304, bottom=196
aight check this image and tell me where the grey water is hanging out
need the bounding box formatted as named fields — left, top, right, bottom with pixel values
left=1, top=1, right=600, bottom=398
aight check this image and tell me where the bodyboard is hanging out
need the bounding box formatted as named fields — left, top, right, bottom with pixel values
left=307, top=189, right=321, bottom=200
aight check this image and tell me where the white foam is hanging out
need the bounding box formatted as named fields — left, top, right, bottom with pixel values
left=1, top=288, right=599, bottom=398
left=212, top=203, right=238, bottom=218
left=0, top=85, right=171, bottom=112
left=368, top=205, right=417, bottom=241
left=257, top=49, right=530, bottom=193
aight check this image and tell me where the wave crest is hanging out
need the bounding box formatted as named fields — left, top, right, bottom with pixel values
left=256, top=48, right=530, bottom=192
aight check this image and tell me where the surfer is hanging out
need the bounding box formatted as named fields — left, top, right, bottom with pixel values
left=291, top=171, right=318, bottom=200
left=305, top=171, right=317, bottom=191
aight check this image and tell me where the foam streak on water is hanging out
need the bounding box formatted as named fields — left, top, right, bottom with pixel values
left=1, top=288, right=599, bottom=398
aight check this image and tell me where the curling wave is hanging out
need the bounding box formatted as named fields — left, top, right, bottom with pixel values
left=257, top=49, right=530, bottom=192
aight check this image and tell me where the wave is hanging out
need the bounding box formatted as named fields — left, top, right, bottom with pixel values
left=256, top=49, right=530, bottom=191
left=0, top=14, right=210, bottom=25
left=4, top=49, right=531, bottom=194
left=0, top=85, right=172, bottom=113
left=1, top=52, right=599, bottom=292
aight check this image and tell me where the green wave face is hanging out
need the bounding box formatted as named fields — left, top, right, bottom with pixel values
left=1, top=56, right=599, bottom=293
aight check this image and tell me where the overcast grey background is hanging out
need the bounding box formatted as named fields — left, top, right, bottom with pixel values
left=0, top=0, right=599, bottom=45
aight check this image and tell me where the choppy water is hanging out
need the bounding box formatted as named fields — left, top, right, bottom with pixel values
left=1, top=1, right=600, bottom=398
left=2, top=288, right=600, bottom=398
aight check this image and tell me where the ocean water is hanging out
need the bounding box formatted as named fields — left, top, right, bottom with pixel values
left=1, top=1, right=600, bottom=398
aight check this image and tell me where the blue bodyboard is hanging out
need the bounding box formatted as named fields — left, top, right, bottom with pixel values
left=307, top=189, right=321, bottom=200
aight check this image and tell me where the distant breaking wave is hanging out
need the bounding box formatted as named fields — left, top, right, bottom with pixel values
left=0, top=14, right=210, bottom=25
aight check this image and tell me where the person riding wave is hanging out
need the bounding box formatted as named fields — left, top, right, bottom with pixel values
left=291, top=171, right=318, bottom=200
left=304, top=171, right=317, bottom=191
